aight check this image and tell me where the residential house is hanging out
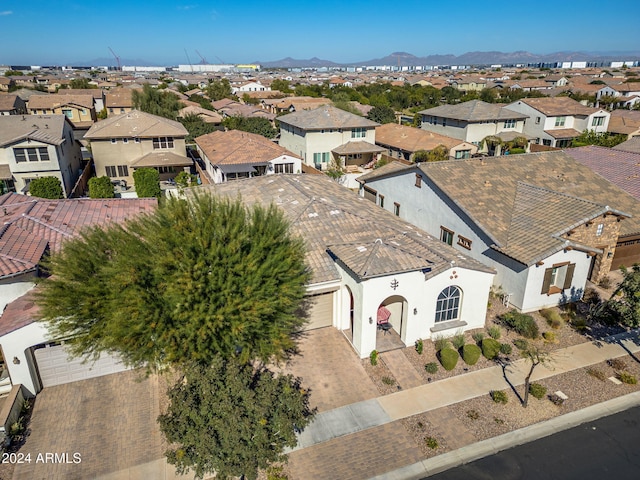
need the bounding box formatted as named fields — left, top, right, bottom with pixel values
left=0, top=115, right=82, bottom=197
left=0, top=94, right=27, bottom=115
left=178, top=104, right=223, bottom=125
left=278, top=105, right=383, bottom=171
left=375, top=123, right=478, bottom=161
left=418, top=100, right=529, bottom=155
left=506, top=97, right=610, bottom=148
left=261, top=96, right=331, bottom=115
left=195, top=130, right=301, bottom=183
left=201, top=174, right=494, bottom=358
left=105, top=88, right=135, bottom=117
left=543, top=75, right=569, bottom=87
left=231, top=81, right=270, bottom=94
left=0, top=193, right=156, bottom=395
left=357, top=151, right=640, bottom=312
left=27, top=94, right=97, bottom=129
left=58, top=88, right=105, bottom=113
left=84, top=110, right=191, bottom=188
left=450, top=76, right=487, bottom=93
left=607, top=110, right=640, bottom=139
left=0, top=77, right=15, bottom=92
left=212, top=98, right=275, bottom=121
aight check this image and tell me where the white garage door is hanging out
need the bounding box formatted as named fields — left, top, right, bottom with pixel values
left=305, top=292, right=334, bottom=330
left=33, top=342, right=130, bottom=388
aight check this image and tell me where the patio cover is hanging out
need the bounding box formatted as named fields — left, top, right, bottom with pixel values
left=545, top=128, right=581, bottom=139
left=0, top=164, right=12, bottom=180
left=132, top=151, right=193, bottom=168
left=332, top=141, right=386, bottom=155
left=217, top=163, right=260, bottom=174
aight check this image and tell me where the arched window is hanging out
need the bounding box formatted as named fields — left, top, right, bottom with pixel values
left=435, top=286, right=462, bottom=323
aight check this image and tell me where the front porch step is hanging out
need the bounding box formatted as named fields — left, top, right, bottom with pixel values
left=380, top=350, right=423, bottom=390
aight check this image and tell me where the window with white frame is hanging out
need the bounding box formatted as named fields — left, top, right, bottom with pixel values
left=454, top=149, right=471, bottom=159
left=435, top=286, right=462, bottom=323
left=440, top=226, right=454, bottom=246
left=351, top=127, right=366, bottom=138
left=592, top=116, right=605, bottom=127
left=117, top=165, right=129, bottom=176
left=504, top=119, right=516, bottom=129
left=153, top=137, right=174, bottom=149
left=62, top=109, right=73, bottom=119
left=105, top=165, right=117, bottom=177
left=596, top=223, right=604, bottom=236
left=554, top=116, right=566, bottom=127
left=13, top=147, right=50, bottom=163
left=274, top=163, right=293, bottom=174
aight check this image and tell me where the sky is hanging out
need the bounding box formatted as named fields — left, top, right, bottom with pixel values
left=1, top=0, right=640, bottom=66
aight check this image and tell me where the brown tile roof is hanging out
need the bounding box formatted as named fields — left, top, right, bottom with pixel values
left=84, top=110, right=188, bottom=139
left=0, top=94, right=21, bottom=111
left=28, top=94, right=95, bottom=110
left=375, top=124, right=463, bottom=152
left=517, top=97, right=598, bottom=116
left=614, top=137, right=640, bottom=154
left=545, top=128, right=581, bottom=139
left=564, top=146, right=640, bottom=201
left=132, top=151, right=193, bottom=167
left=278, top=105, right=379, bottom=131
left=0, top=115, right=67, bottom=147
left=417, top=100, right=526, bottom=122
left=196, top=175, right=492, bottom=284
left=57, top=88, right=104, bottom=100
left=0, top=289, right=40, bottom=337
left=195, top=130, right=299, bottom=166
left=608, top=110, right=640, bottom=135
left=331, top=141, right=385, bottom=155
left=105, top=88, right=135, bottom=108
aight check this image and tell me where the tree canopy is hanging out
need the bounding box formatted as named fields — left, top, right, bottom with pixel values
left=88, top=176, right=115, bottom=198
left=179, top=113, right=218, bottom=142
left=367, top=105, right=396, bottom=124
left=222, top=116, right=277, bottom=139
left=159, top=359, right=314, bottom=480
left=571, top=130, right=627, bottom=148
left=133, top=167, right=161, bottom=198
left=206, top=78, right=233, bottom=101
left=36, top=193, right=310, bottom=368
left=132, top=84, right=184, bottom=120
left=29, top=176, right=63, bottom=199
left=595, top=265, right=640, bottom=328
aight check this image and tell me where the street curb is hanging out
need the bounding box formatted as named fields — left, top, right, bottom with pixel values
left=368, top=390, right=640, bottom=479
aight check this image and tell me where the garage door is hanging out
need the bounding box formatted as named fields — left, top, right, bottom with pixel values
left=33, top=342, right=130, bottom=388
left=305, top=292, right=334, bottom=330
left=613, top=235, right=640, bottom=270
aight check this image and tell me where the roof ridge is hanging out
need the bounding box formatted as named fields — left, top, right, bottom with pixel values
left=515, top=181, right=611, bottom=210
left=21, top=213, right=74, bottom=237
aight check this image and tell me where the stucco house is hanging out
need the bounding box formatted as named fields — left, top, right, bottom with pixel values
left=194, top=130, right=302, bottom=183
left=84, top=110, right=192, bottom=188
left=278, top=105, right=383, bottom=171
left=418, top=100, right=529, bottom=155
left=27, top=94, right=97, bottom=129
left=505, top=97, right=610, bottom=148
left=357, top=151, right=640, bottom=313
left=0, top=193, right=156, bottom=395
left=0, top=115, right=82, bottom=197
left=0, top=94, right=27, bottom=116
left=201, top=175, right=494, bottom=359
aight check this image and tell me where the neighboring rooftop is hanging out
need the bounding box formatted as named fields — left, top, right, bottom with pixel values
left=614, top=136, right=640, bottom=154
left=513, top=97, right=599, bottom=117
left=277, top=105, right=379, bottom=131
left=0, top=114, right=67, bottom=147
left=84, top=110, right=188, bottom=139
left=417, top=100, right=526, bottom=122
left=28, top=94, right=95, bottom=110
left=375, top=123, right=467, bottom=151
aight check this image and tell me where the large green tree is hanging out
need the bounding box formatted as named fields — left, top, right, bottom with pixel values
left=367, top=105, right=396, bottom=124
left=206, top=78, right=233, bottom=101
left=36, top=193, right=310, bottom=368
left=571, top=130, right=627, bottom=148
left=132, top=84, right=184, bottom=120
left=159, top=359, right=314, bottom=480
left=222, top=116, right=277, bottom=139
left=29, top=176, right=63, bottom=199
left=133, top=167, right=161, bottom=198
left=595, top=265, right=640, bottom=328
left=179, top=113, right=218, bottom=142
left=88, top=176, right=115, bottom=198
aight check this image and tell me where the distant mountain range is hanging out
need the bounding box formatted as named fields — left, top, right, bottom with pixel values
left=65, top=50, right=640, bottom=68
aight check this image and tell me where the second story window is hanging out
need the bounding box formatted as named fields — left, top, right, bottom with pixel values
left=592, top=116, right=605, bottom=127
left=351, top=127, right=366, bottom=138
left=14, top=147, right=50, bottom=163
left=554, top=116, right=566, bottom=127
left=440, top=226, right=454, bottom=246
left=62, top=109, right=73, bottom=119
left=504, top=119, right=516, bottom=129
left=153, top=137, right=174, bottom=149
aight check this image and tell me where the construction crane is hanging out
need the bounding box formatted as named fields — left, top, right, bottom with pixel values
left=108, top=47, right=121, bottom=71
left=195, top=50, right=208, bottom=65
left=184, top=48, right=194, bottom=73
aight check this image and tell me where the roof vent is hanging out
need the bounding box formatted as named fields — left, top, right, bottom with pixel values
left=484, top=180, right=492, bottom=187
left=357, top=246, right=367, bottom=252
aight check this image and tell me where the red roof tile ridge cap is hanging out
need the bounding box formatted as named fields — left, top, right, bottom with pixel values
left=20, top=213, right=74, bottom=237
left=0, top=251, right=37, bottom=269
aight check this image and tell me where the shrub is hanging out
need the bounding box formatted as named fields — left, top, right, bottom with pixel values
left=586, top=367, right=607, bottom=381
left=499, top=343, right=512, bottom=355
left=472, top=332, right=485, bottom=344
left=599, top=275, right=612, bottom=289
left=529, top=383, right=547, bottom=399
left=438, top=347, right=459, bottom=371
left=608, top=358, right=627, bottom=371
left=540, top=308, right=564, bottom=329
left=618, top=372, right=638, bottom=384
left=451, top=332, right=466, bottom=350
left=494, top=417, right=505, bottom=425
left=513, top=338, right=529, bottom=350
left=543, top=331, right=557, bottom=343
left=88, top=176, right=115, bottom=198
left=425, top=362, right=439, bottom=374
left=9, top=418, right=23, bottom=437
left=133, top=167, right=161, bottom=198
left=381, top=376, right=395, bottom=385
left=500, top=310, right=539, bottom=339
left=548, top=393, right=565, bottom=406
left=369, top=350, right=378, bottom=366
left=466, top=409, right=480, bottom=420
left=487, top=325, right=502, bottom=340
left=582, top=287, right=601, bottom=305
left=425, top=437, right=439, bottom=449
left=491, top=390, right=508, bottom=404
left=570, top=316, right=588, bottom=332
left=415, top=339, right=424, bottom=355
left=481, top=338, right=501, bottom=360
left=462, top=344, right=482, bottom=365
left=29, top=176, right=63, bottom=199
left=433, top=336, right=450, bottom=352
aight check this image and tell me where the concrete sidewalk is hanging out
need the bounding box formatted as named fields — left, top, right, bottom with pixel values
left=290, top=331, right=640, bottom=453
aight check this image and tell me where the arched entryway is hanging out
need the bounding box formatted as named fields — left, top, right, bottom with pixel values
left=376, top=295, right=408, bottom=350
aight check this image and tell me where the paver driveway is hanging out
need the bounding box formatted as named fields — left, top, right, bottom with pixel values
left=279, top=327, right=379, bottom=413
left=11, top=369, right=186, bottom=480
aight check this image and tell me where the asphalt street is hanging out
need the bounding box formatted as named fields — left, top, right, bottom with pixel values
left=428, top=405, right=640, bottom=480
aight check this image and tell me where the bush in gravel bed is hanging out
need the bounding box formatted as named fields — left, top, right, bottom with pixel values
left=462, top=344, right=482, bottom=365
left=513, top=338, right=529, bottom=350
left=586, top=367, right=607, bottom=381
left=452, top=332, right=466, bottom=350
left=548, top=393, right=565, bottom=406
left=528, top=383, right=547, bottom=399
left=434, top=336, right=450, bottom=352
left=381, top=376, right=395, bottom=385
left=425, top=437, right=439, bottom=449
left=471, top=332, right=485, bottom=344
left=425, top=362, right=439, bottom=374
left=540, top=308, right=564, bottom=329
left=370, top=350, right=378, bottom=366
left=618, top=372, right=638, bottom=384
left=500, top=343, right=512, bottom=355
left=500, top=310, right=539, bottom=339
left=438, top=347, right=459, bottom=371
left=466, top=409, right=480, bottom=420
left=543, top=331, right=557, bottom=343
left=481, top=338, right=501, bottom=360
left=415, top=339, right=424, bottom=354
left=608, top=358, right=627, bottom=371
left=487, top=325, right=502, bottom=340
left=491, top=390, right=508, bottom=404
